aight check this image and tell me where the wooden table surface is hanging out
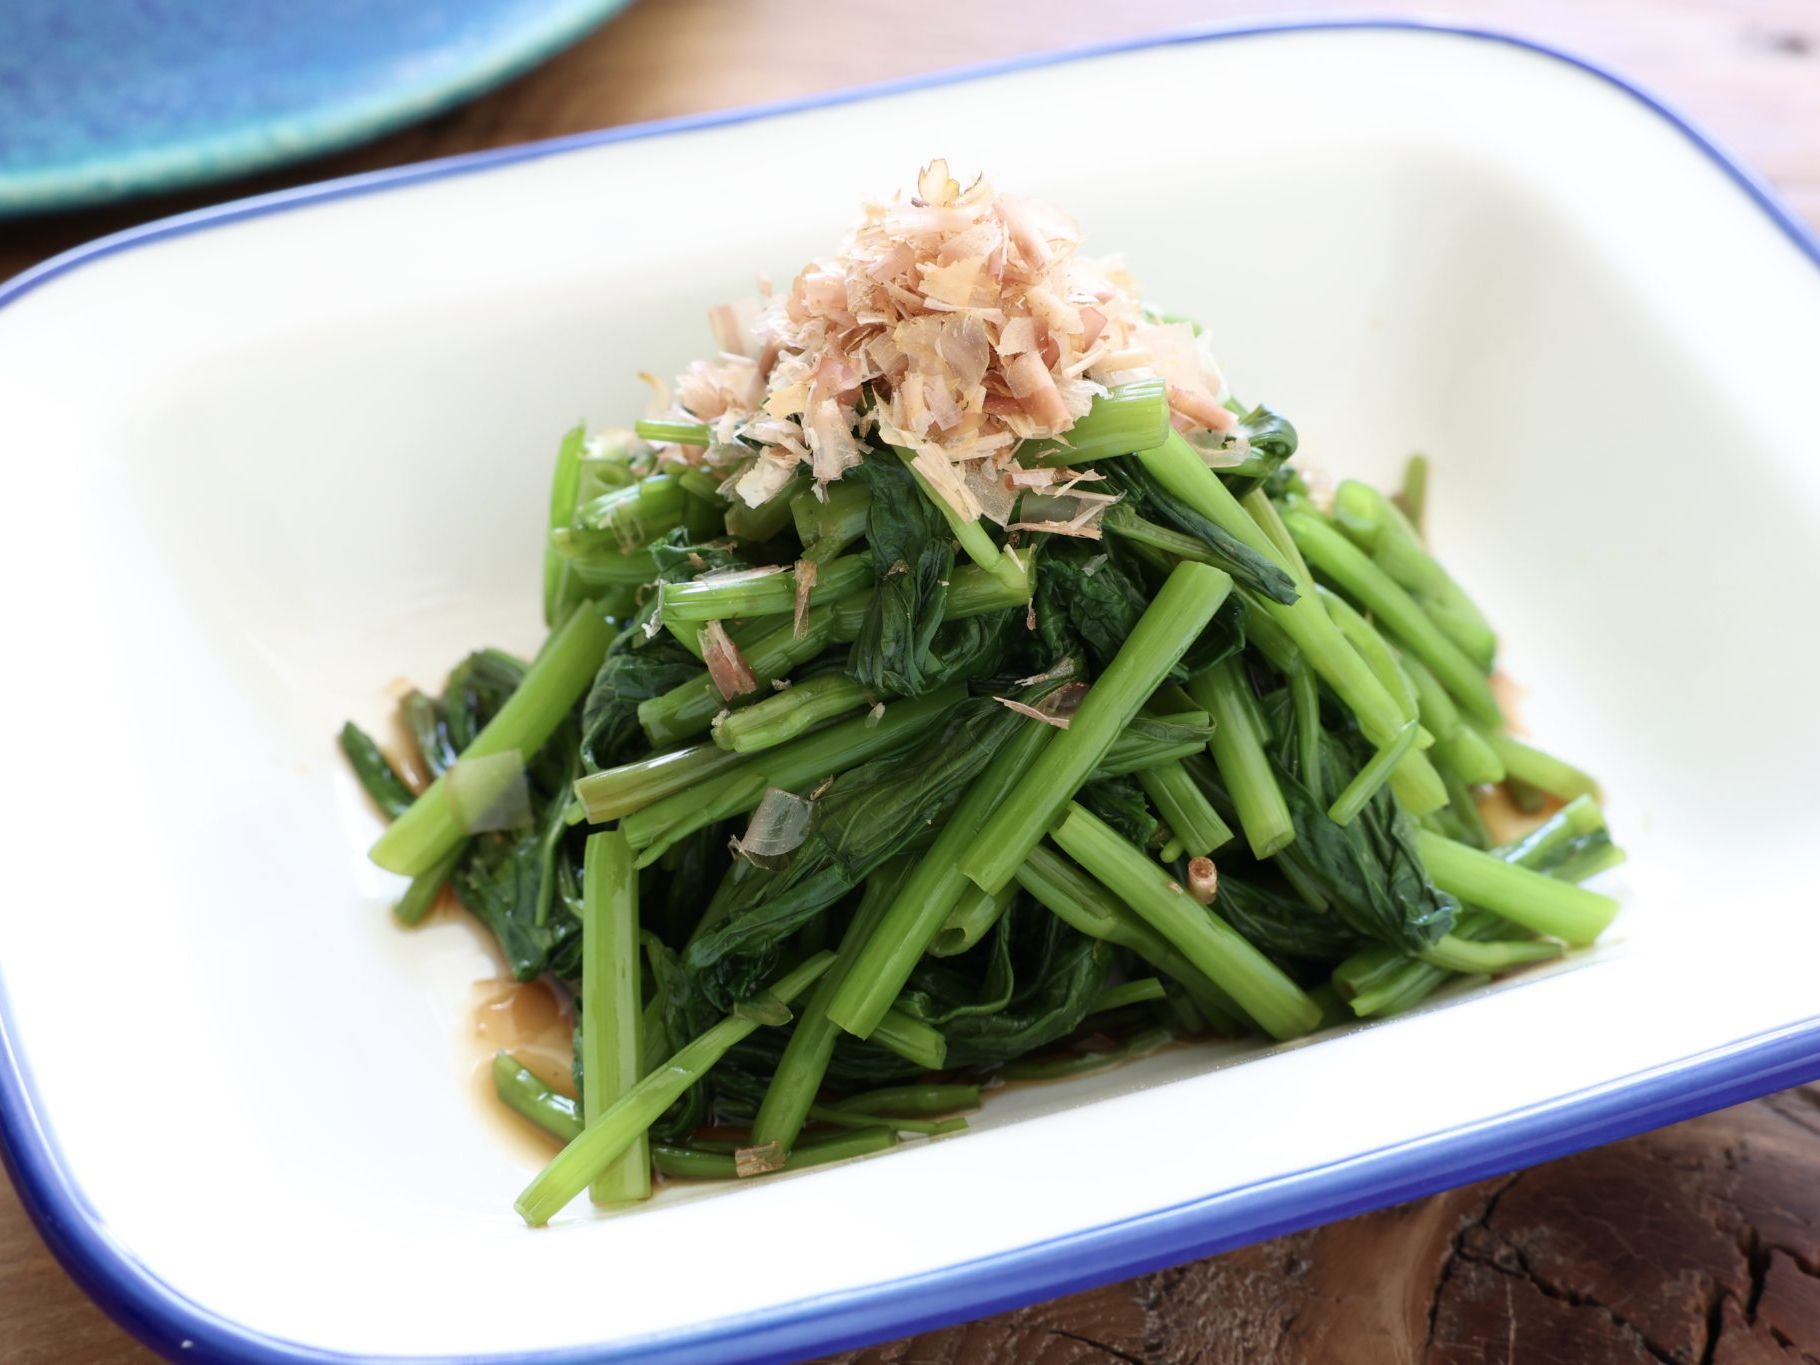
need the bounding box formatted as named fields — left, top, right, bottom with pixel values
left=3, top=2, right=1816, bottom=1361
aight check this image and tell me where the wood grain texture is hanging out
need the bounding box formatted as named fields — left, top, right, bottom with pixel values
left=2, top=1, right=1817, bottom=1361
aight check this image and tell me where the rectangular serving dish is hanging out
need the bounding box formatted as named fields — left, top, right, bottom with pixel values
left=3, top=21, right=1819, bottom=1364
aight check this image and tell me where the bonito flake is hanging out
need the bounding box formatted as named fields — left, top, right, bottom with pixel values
left=650, top=163, right=1233, bottom=527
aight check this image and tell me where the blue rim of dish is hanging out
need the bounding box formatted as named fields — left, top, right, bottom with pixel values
left=0, top=0, right=634, bottom=215
left=3, top=18, right=1818, bottom=1364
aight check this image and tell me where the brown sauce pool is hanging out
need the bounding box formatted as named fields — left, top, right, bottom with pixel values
left=421, top=887, right=573, bottom=1158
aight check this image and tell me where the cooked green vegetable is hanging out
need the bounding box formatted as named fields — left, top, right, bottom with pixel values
left=347, top=180, right=1622, bottom=1220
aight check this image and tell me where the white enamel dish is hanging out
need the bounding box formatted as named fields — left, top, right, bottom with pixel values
left=2, top=21, right=1818, bottom=1363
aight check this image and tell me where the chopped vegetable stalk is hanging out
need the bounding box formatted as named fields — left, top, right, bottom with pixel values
left=751, top=861, right=914, bottom=1154
left=1485, top=732, right=1601, bottom=802
left=1327, top=720, right=1421, bottom=827
left=726, top=475, right=807, bottom=541
left=1188, top=658, right=1294, bottom=859
left=1282, top=509, right=1501, bottom=727
left=1011, top=844, right=1237, bottom=1033
left=1049, top=804, right=1321, bottom=1041
left=1395, top=454, right=1429, bottom=533
left=339, top=721, right=417, bottom=820
left=826, top=713, right=1057, bottom=1038
left=571, top=475, right=687, bottom=552
left=712, top=674, right=871, bottom=753
left=792, top=480, right=872, bottom=562
left=959, top=561, right=1235, bottom=894
left=652, top=1127, right=898, bottom=1180
left=492, top=1053, right=581, bottom=1141
left=571, top=742, right=747, bottom=824
left=869, top=1010, right=948, bottom=1071
left=930, top=883, right=1018, bottom=958
left=1092, top=711, right=1215, bottom=779
left=1135, top=432, right=1407, bottom=747
left=580, top=831, right=648, bottom=1204
left=1136, top=759, right=1236, bottom=859
left=370, top=601, right=615, bottom=877
left=1002, top=1027, right=1173, bottom=1080
left=1317, top=589, right=1420, bottom=729
left=543, top=424, right=589, bottom=624
left=1418, top=934, right=1562, bottom=974
left=637, top=600, right=851, bottom=747
left=515, top=951, right=835, bottom=1226
left=393, top=846, right=461, bottom=926
left=1413, top=830, right=1619, bottom=945
left=1434, top=721, right=1507, bottom=787
left=658, top=555, right=873, bottom=624
left=1497, top=794, right=1607, bottom=867
left=1332, top=479, right=1495, bottom=669
left=1021, top=378, right=1170, bottom=464
left=831, top=1084, right=981, bottom=1117
left=620, top=686, right=967, bottom=865
left=634, top=418, right=711, bottom=445
left=1090, top=977, right=1168, bottom=1013
left=546, top=534, right=661, bottom=582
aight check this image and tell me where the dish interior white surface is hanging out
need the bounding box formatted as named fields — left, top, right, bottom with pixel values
left=2, top=24, right=1818, bottom=1360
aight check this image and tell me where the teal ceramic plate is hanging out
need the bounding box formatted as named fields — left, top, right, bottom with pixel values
left=0, top=0, right=631, bottom=215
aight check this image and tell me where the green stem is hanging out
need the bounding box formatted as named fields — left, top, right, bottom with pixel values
left=1021, top=378, right=1171, bottom=464
left=393, top=845, right=461, bottom=925
left=870, top=1010, right=948, bottom=1071
left=1092, top=711, right=1215, bottom=779
left=1283, top=509, right=1501, bottom=727
left=1327, top=720, right=1420, bottom=826
left=1333, top=478, right=1495, bottom=669
left=751, top=859, right=916, bottom=1155
left=1050, top=804, right=1320, bottom=1041
left=1287, top=664, right=1324, bottom=805
left=1016, top=844, right=1246, bottom=1035
left=1188, top=657, right=1294, bottom=859
left=1317, top=588, right=1420, bottom=729
left=1396, top=454, right=1429, bottom=534
left=712, top=674, right=870, bottom=753
left=651, top=1127, right=897, bottom=1180
left=959, top=561, right=1235, bottom=893
left=891, top=446, right=1005, bottom=576
left=571, top=742, right=748, bottom=824
left=1497, top=794, right=1606, bottom=867
left=1135, top=432, right=1406, bottom=746
left=492, top=1053, right=581, bottom=1141
left=1001, top=1027, right=1172, bottom=1080
left=826, top=713, right=1058, bottom=1038
left=547, top=533, right=662, bottom=583
left=1136, top=759, right=1236, bottom=858
left=1433, top=721, right=1507, bottom=786
left=1413, top=830, right=1618, bottom=945
left=830, top=1084, right=980, bottom=1117
left=726, top=474, right=808, bottom=541
left=580, top=831, right=648, bottom=1205
left=638, top=598, right=850, bottom=748
left=515, top=951, right=834, bottom=1225
left=371, top=602, right=615, bottom=877
left=1090, top=978, right=1168, bottom=1013
left=634, top=419, right=712, bottom=445
left=339, top=722, right=416, bottom=819
left=621, top=686, right=967, bottom=866
left=658, top=555, right=872, bottom=625
left=930, top=882, right=1018, bottom=957
left=570, top=475, right=687, bottom=552
left=1418, top=933, right=1562, bottom=974
left=1485, top=733, right=1600, bottom=802
left=792, top=480, right=871, bottom=562
left=543, top=424, right=589, bottom=625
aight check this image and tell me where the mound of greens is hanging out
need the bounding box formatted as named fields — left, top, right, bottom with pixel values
left=343, top=386, right=1622, bottom=1226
